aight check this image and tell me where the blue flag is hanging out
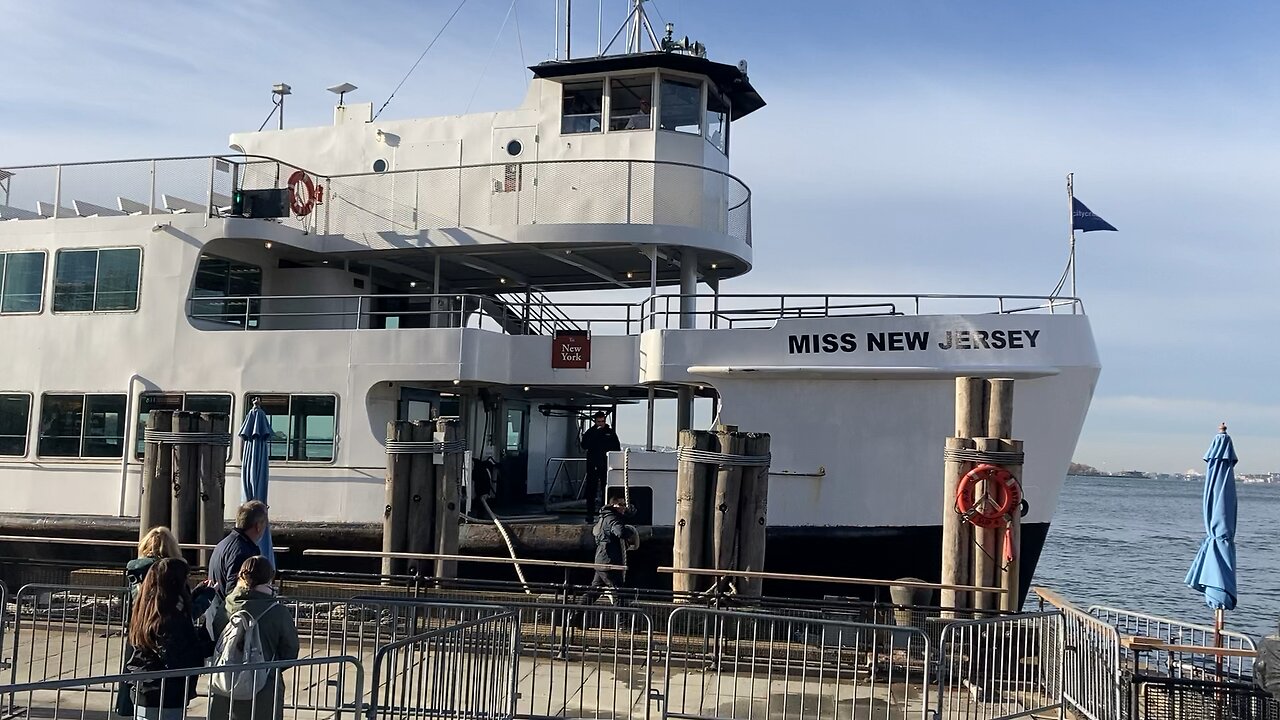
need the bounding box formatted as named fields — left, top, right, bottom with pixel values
left=1072, top=197, right=1117, bottom=233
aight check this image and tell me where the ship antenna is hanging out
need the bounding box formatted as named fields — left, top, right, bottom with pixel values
left=374, top=0, right=471, bottom=121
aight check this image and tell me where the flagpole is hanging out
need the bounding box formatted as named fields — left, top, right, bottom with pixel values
left=1067, top=173, right=1076, bottom=302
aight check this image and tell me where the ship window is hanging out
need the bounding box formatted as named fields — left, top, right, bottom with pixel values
left=609, top=76, right=653, bottom=131
left=659, top=76, right=702, bottom=135
left=0, top=251, right=47, bottom=314
left=135, top=392, right=233, bottom=459
left=190, top=255, right=262, bottom=327
left=246, top=393, right=337, bottom=463
left=0, top=393, right=31, bottom=457
left=561, top=80, right=603, bottom=134
left=372, top=159, right=388, bottom=173
left=706, top=87, right=729, bottom=154
left=52, top=247, right=142, bottom=313
left=37, top=393, right=127, bottom=458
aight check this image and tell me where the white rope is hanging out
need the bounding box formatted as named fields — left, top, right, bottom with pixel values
left=943, top=448, right=1026, bottom=465
left=478, top=496, right=531, bottom=594
left=143, top=430, right=233, bottom=446
left=385, top=440, right=468, bottom=455
left=676, top=447, right=772, bottom=467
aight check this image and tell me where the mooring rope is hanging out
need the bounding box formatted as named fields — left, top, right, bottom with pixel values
left=143, top=431, right=233, bottom=446
left=384, top=440, right=469, bottom=455
left=676, top=447, right=772, bottom=467
left=943, top=447, right=1026, bottom=465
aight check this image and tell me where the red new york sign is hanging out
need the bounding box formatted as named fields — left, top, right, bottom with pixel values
left=552, top=330, right=591, bottom=369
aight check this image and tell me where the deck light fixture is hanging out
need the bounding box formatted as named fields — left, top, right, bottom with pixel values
left=264, top=241, right=273, bottom=249
left=410, top=281, right=417, bottom=288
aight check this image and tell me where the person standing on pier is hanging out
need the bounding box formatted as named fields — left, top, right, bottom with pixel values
left=209, top=556, right=299, bottom=720
left=210, top=500, right=269, bottom=596
left=580, top=411, right=620, bottom=519
left=580, top=497, right=637, bottom=607
left=125, top=558, right=219, bottom=720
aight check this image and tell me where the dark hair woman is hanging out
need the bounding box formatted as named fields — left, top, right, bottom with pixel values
left=125, top=557, right=217, bottom=720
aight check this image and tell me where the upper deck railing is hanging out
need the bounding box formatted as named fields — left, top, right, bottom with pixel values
left=188, top=292, right=1083, bottom=334
left=0, top=154, right=752, bottom=245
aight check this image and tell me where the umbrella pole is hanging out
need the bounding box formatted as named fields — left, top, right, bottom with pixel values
left=1214, top=607, right=1224, bottom=678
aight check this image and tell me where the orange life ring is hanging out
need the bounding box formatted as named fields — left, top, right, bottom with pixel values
left=288, top=170, right=316, bottom=217
left=956, top=463, right=1021, bottom=528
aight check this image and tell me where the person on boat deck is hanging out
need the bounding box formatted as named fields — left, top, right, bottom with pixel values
left=124, top=557, right=221, bottom=720
left=579, top=496, right=637, bottom=607
left=210, top=500, right=269, bottom=597
left=209, top=556, right=299, bottom=720
left=624, top=99, right=651, bottom=130
left=580, top=411, right=621, bottom=517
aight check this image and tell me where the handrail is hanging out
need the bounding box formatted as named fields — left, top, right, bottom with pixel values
left=657, top=565, right=1008, bottom=594
left=1120, top=636, right=1258, bottom=659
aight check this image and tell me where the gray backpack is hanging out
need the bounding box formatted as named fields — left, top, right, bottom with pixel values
left=210, top=603, right=278, bottom=699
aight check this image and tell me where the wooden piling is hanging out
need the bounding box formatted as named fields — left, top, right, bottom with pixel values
left=405, top=421, right=436, bottom=576
left=1000, top=438, right=1025, bottom=611
left=941, top=436, right=975, bottom=615
left=435, top=418, right=462, bottom=580
left=736, top=432, right=771, bottom=598
left=170, top=412, right=200, bottom=558
left=710, top=427, right=744, bottom=579
left=382, top=421, right=411, bottom=577
left=139, top=410, right=172, bottom=538
left=973, top=436, right=1001, bottom=611
left=956, top=377, right=986, bottom=439
left=986, top=379, right=1014, bottom=439
left=197, top=413, right=228, bottom=568
left=673, top=429, right=714, bottom=595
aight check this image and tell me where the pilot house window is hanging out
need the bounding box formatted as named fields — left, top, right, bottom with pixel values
left=659, top=77, right=702, bottom=135
left=53, top=247, right=142, bottom=313
left=706, top=88, right=729, bottom=154
left=610, top=77, right=653, bottom=131
left=561, top=80, right=603, bottom=134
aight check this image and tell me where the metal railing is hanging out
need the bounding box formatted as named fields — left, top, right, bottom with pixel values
left=1, top=155, right=753, bottom=246
left=660, top=606, right=933, bottom=720
left=1090, top=605, right=1258, bottom=682
left=283, top=596, right=508, bottom=663
left=1127, top=674, right=1280, bottom=720
left=1060, top=603, right=1124, bottom=720
left=7, top=583, right=131, bottom=690
left=188, top=291, right=1085, bottom=335
left=368, top=611, right=519, bottom=720
left=1, top=655, right=364, bottom=720
left=935, top=611, right=1064, bottom=720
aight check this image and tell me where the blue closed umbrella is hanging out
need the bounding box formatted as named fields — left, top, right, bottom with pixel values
left=238, top=398, right=276, bottom=566
left=1185, top=424, right=1238, bottom=627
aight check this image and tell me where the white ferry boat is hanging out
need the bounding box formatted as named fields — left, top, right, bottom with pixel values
left=0, top=12, right=1099, bottom=595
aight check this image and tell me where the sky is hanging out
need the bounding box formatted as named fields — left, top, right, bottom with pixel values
left=3, top=1, right=1278, bottom=473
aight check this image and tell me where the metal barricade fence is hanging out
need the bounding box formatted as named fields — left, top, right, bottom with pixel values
left=1089, top=605, right=1257, bottom=682
left=369, top=611, right=520, bottom=720
left=7, top=583, right=131, bottom=690
left=661, top=606, right=933, bottom=720
left=1127, top=674, right=1280, bottom=720
left=0, top=654, right=363, bottom=720
left=282, top=596, right=507, bottom=664
left=935, top=611, right=1064, bottom=720
left=1060, top=605, right=1123, bottom=720
left=507, top=602, right=654, bottom=720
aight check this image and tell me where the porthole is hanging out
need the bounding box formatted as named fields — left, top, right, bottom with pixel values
left=505, top=140, right=523, bottom=157
left=372, top=158, right=388, bottom=173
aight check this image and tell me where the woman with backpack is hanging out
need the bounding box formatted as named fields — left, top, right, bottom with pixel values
left=124, top=557, right=217, bottom=720
left=118, top=527, right=183, bottom=717
left=208, top=556, right=299, bottom=720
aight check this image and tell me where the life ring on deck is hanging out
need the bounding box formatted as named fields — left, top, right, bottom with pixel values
left=956, top=463, right=1021, bottom=528
left=288, top=170, right=316, bottom=217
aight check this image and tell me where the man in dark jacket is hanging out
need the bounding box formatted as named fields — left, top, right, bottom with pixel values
left=580, top=411, right=620, bottom=518
left=209, top=500, right=269, bottom=596
left=580, top=497, right=636, bottom=607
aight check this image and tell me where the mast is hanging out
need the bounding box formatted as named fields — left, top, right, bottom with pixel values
left=1067, top=172, right=1076, bottom=300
